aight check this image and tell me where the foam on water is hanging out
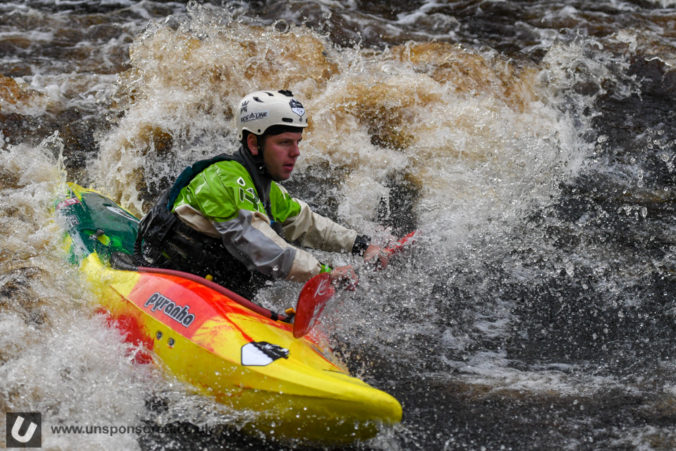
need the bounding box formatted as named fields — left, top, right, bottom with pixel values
left=0, top=139, right=141, bottom=449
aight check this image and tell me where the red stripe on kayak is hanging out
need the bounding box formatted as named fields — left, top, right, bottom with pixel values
left=137, top=267, right=288, bottom=322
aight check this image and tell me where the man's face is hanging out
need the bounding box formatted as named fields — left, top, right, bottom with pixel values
left=257, top=131, right=303, bottom=181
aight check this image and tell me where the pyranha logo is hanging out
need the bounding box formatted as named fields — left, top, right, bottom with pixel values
left=6, top=412, right=42, bottom=448
left=144, top=292, right=196, bottom=327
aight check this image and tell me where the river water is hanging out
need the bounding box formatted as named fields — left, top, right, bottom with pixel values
left=1, top=1, right=674, bottom=449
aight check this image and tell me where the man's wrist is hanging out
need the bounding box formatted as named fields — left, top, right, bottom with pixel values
left=351, top=234, right=371, bottom=255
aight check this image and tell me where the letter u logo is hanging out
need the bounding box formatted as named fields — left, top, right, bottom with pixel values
left=6, top=412, right=41, bottom=447
left=11, top=416, right=37, bottom=443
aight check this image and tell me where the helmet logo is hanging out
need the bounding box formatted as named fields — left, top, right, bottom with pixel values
left=240, top=100, right=249, bottom=113
left=289, top=99, right=305, bottom=118
left=241, top=111, right=269, bottom=123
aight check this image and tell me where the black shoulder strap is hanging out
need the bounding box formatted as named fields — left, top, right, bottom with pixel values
left=165, top=153, right=233, bottom=210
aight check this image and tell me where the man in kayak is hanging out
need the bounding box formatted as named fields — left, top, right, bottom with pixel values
left=136, top=90, right=385, bottom=298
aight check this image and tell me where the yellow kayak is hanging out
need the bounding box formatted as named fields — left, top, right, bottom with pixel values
left=57, top=183, right=402, bottom=444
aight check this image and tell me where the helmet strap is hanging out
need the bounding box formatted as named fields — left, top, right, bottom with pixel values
left=256, top=144, right=266, bottom=173
left=244, top=132, right=268, bottom=175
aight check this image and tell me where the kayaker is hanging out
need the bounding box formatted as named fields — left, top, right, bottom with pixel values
left=136, top=90, right=387, bottom=298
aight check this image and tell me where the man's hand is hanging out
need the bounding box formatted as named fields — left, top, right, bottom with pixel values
left=329, top=265, right=359, bottom=290
left=363, top=244, right=390, bottom=269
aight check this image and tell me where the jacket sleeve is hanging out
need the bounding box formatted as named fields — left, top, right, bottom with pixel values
left=212, top=210, right=323, bottom=282
left=280, top=199, right=358, bottom=253
left=270, top=184, right=358, bottom=253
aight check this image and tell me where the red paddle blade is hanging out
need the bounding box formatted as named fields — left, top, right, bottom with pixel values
left=293, top=273, right=335, bottom=338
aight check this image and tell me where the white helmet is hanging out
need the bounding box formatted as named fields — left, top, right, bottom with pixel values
left=236, top=90, right=308, bottom=140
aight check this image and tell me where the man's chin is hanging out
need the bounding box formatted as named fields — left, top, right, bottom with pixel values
left=273, top=171, right=292, bottom=182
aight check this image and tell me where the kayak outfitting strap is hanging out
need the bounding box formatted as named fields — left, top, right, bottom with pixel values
left=110, top=252, right=139, bottom=271
left=134, top=187, right=184, bottom=266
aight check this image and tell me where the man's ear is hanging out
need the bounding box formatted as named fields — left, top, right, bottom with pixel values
left=247, top=133, right=259, bottom=156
